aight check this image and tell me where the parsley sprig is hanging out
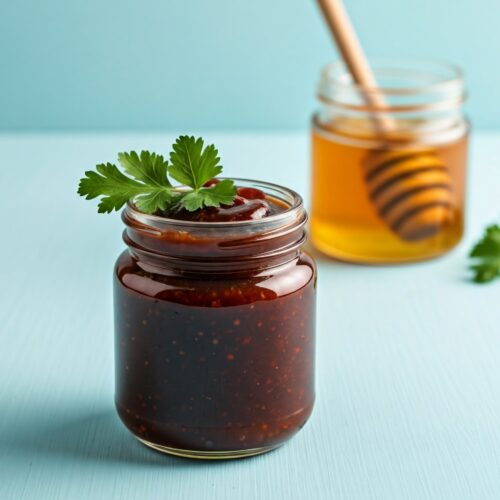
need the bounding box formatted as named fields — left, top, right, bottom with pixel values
left=78, top=136, right=236, bottom=214
left=469, top=224, right=500, bottom=283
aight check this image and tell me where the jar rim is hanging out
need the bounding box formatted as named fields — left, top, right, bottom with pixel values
left=319, top=56, right=464, bottom=96
left=124, top=177, right=305, bottom=231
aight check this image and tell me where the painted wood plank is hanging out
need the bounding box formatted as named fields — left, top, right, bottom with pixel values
left=0, top=132, right=499, bottom=499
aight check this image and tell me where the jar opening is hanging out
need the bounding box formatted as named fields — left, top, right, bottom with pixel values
left=320, top=57, right=463, bottom=96
left=317, top=57, right=466, bottom=114
left=315, top=56, right=467, bottom=146
left=125, top=178, right=304, bottom=232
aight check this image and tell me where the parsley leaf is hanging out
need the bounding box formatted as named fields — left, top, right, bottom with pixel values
left=77, top=136, right=237, bottom=214
left=78, top=163, right=152, bottom=213
left=78, top=162, right=177, bottom=214
left=118, top=151, right=171, bottom=188
left=469, top=224, right=500, bottom=283
left=180, top=180, right=237, bottom=211
left=169, top=136, right=223, bottom=189
left=135, top=189, right=180, bottom=214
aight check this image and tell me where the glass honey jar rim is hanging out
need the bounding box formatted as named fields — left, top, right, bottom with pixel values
left=317, top=56, right=466, bottom=113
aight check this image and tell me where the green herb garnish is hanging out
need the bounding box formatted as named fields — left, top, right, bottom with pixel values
left=469, top=224, right=500, bottom=283
left=78, top=135, right=237, bottom=214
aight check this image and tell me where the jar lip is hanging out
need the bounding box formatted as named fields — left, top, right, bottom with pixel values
left=125, top=178, right=305, bottom=230
left=320, top=56, right=464, bottom=96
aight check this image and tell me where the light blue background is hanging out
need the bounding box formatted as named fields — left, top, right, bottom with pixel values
left=1, top=0, right=498, bottom=130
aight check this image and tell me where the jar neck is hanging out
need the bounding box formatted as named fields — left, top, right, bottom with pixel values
left=316, top=58, right=467, bottom=146
left=121, top=180, right=307, bottom=275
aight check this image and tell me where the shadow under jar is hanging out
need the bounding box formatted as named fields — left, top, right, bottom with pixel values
left=114, top=180, right=316, bottom=459
left=311, top=58, right=469, bottom=263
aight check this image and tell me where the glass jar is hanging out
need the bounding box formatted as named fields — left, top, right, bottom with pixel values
left=114, top=179, right=316, bottom=459
left=311, top=58, right=469, bottom=263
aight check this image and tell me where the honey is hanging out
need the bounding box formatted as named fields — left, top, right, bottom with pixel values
left=310, top=59, right=469, bottom=263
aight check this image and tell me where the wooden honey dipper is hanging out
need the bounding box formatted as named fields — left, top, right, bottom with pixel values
left=316, top=0, right=454, bottom=241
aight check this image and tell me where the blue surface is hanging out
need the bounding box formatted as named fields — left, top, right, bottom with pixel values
left=0, top=0, right=498, bottom=130
left=1, top=131, right=500, bottom=499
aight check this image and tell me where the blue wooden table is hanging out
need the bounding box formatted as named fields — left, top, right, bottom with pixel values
left=1, top=132, right=499, bottom=499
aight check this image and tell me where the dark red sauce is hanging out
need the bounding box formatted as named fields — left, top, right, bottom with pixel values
left=158, top=184, right=284, bottom=222
left=114, top=183, right=316, bottom=455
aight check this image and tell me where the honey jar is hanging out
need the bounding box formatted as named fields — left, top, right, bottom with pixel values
left=311, top=58, right=469, bottom=263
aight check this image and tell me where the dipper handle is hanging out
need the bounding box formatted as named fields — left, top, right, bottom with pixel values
left=316, top=0, right=395, bottom=132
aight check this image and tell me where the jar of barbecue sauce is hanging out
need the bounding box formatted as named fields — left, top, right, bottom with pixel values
left=114, top=180, right=316, bottom=459
left=311, top=58, right=469, bottom=263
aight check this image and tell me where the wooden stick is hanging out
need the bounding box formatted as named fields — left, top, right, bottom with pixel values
left=316, top=0, right=395, bottom=132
